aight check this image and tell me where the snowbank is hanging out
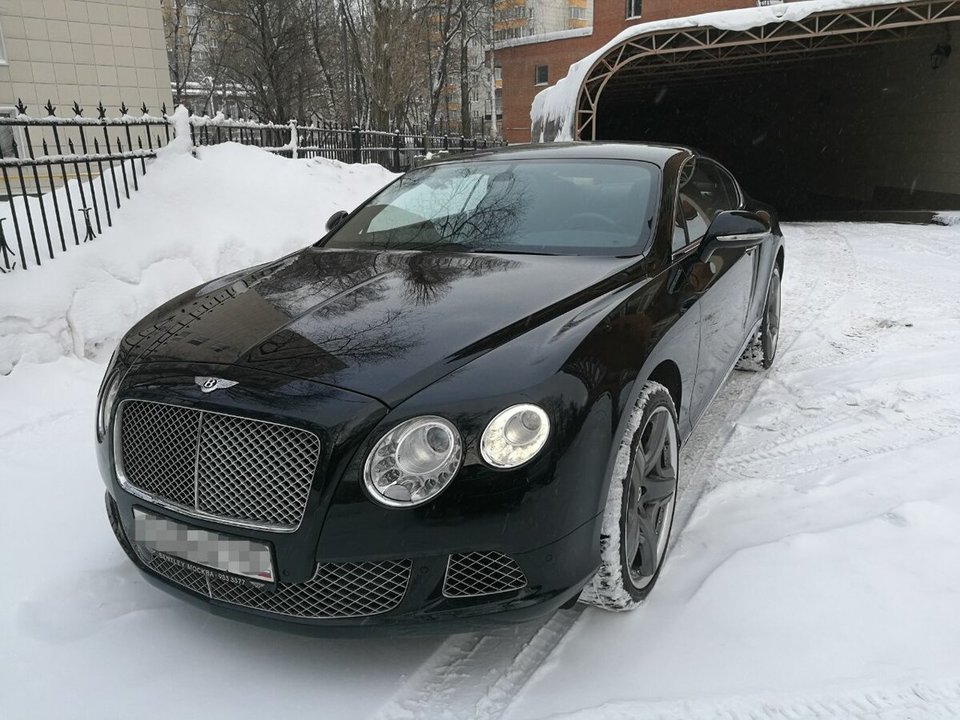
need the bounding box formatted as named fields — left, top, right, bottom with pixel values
left=531, top=0, right=909, bottom=142
left=0, top=142, right=396, bottom=374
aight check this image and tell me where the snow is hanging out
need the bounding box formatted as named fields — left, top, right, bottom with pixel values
left=531, top=0, right=911, bottom=141
left=494, top=26, right=593, bottom=51
left=0, top=141, right=396, bottom=375
left=933, top=211, right=960, bottom=226
left=2, top=219, right=960, bottom=718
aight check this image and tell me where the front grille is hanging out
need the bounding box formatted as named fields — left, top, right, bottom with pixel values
left=117, top=400, right=321, bottom=531
left=144, top=552, right=412, bottom=618
left=443, top=551, right=528, bottom=598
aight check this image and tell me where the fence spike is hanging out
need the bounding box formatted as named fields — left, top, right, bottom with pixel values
left=97, top=102, right=107, bottom=120
left=161, top=102, right=168, bottom=116
left=119, top=102, right=129, bottom=116
left=73, top=101, right=83, bottom=117
left=141, top=102, right=149, bottom=115
left=15, top=98, right=27, bottom=115
left=44, top=100, right=56, bottom=116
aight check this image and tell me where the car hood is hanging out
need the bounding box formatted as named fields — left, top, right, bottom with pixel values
left=124, top=248, right=641, bottom=405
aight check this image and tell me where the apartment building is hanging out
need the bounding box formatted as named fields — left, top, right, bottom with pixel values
left=0, top=0, right=172, bottom=127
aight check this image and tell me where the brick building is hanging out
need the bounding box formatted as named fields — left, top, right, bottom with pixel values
left=494, top=0, right=752, bottom=142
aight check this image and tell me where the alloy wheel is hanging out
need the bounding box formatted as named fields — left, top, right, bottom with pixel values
left=764, top=269, right=782, bottom=362
left=624, top=406, right=679, bottom=589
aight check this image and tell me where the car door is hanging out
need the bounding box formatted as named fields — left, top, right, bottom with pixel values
left=676, top=158, right=754, bottom=425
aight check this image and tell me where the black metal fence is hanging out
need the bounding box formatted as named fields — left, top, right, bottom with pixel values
left=188, top=116, right=499, bottom=169
left=0, top=100, right=503, bottom=274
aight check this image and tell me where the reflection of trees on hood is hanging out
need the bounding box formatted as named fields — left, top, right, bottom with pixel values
left=393, top=252, right=519, bottom=305
left=255, top=251, right=388, bottom=317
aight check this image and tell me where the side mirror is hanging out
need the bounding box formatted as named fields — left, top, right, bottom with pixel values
left=326, top=210, right=349, bottom=232
left=699, top=210, right=769, bottom=262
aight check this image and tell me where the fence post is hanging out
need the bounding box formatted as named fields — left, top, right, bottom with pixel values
left=393, top=129, right=402, bottom=170
left=352, top=125, right=362, bottom=164
left=288, top=119, right=298, bottom=160
left=460, top=135, right=465, bottom=153
left=443, top=135, right=449, bottom=151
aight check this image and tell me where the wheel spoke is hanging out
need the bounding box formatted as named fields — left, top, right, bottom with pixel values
left=624, top=494, right=641, bottom=568
left=633, top=514, right=659, bottom=576
left=642, top=412, right=668, bottom=466
left=642, top=473, right=675, bottom=502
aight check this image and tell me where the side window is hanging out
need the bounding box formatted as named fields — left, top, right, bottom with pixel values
left=672, top=194, right=688, bottom=253
left=701, top=161, right=741, bottom=210
left=678, top=159, right=738, bottom=244
left=716, top=166, right=742, bottom=209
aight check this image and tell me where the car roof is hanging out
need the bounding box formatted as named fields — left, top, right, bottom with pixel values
left=429, top=141, right=694, bottom=167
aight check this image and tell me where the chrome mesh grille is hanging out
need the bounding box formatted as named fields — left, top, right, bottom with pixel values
left=143, top=553, right=412, bottom=618
left=118, top=400, right=321, bottom=530
left=443, top=551, right=528, bottom=598
left=119, top=401, right=198, bottom=507
left=210, top=560, right=412, bottom=617
left=148, top=553, right=210, bottom=596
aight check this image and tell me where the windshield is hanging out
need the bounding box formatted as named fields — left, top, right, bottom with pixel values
left=322, top=159, right=660, bottom=256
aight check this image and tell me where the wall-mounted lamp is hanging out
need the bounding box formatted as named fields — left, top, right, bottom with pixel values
left=931, top=43, right=952, bottom=70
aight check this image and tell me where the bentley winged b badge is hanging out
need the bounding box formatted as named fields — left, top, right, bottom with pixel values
left=195, top=376, right=239, bottom=393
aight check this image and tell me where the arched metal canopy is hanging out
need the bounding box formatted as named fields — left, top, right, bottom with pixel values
left=575, top=0, right=960, bottom=140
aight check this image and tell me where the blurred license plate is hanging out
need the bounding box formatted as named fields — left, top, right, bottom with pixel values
left=133, top=508, right=275, bottom=584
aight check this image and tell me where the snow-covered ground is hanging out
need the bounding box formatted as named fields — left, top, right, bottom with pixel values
left=2, top=145, right=959, bottom=718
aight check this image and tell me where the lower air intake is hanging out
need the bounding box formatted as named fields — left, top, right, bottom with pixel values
left=145, top=553, right=412, bottom=618
left=443, top=551, right=528, bottom=598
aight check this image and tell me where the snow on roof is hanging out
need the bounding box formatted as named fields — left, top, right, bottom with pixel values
left=530, top=0, right=909, bottom=142
left=493, top=26, right=593, bottom=51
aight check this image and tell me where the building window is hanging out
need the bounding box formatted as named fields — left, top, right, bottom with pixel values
left=0, top=20, right=7, bottom=64
left=534, top=65, right=548, bottom=85
left=570, top=7, right=589, bottom=20
left=626, top=0, right=642, bottom=19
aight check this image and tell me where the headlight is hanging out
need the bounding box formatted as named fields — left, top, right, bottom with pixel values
left=96, top=347, right=123, bottom=441
left=363, top=416, right=463, bottom=507
left=480, top=404, right=550, bottom=469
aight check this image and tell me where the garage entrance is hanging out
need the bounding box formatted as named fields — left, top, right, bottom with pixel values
left=574, top=1, right=960, bottom=219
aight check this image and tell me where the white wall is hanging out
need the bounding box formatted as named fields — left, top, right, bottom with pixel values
left=0, top=0, right=172, bottom=116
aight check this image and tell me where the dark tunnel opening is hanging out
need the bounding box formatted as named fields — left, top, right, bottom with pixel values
left=594, top=27, right=960, bottom=221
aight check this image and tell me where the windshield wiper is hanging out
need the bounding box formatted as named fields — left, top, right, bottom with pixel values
left=470, top=248, right=559, bottom=256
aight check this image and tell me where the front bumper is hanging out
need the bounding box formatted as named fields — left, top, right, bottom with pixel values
left=107, top=492, right=599, bottom=635
left=99, top=362, right=607, bottom=633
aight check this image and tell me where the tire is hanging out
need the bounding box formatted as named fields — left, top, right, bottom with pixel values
left=737, top=264, right=782, bottom=371
left=579, top=381, right=680, bottom=611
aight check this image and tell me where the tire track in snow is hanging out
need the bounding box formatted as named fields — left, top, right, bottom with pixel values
left=373, top=609, right=581, bottom=720
left=530, top=679, right=960, bottom=719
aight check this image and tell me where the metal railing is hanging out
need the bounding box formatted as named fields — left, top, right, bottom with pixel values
left=0, top=101, right=504, bottom=274
left=0, top=100, right=169, bottom=273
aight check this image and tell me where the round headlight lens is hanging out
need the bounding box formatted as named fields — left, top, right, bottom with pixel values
left=480, top=404, right=550, bottom=469
left=364, top=416, right=463, bottom=507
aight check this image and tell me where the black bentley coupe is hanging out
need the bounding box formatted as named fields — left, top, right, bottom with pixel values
left=97, top=143, right=784, bottom=631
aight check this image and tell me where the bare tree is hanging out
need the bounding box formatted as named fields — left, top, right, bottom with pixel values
left=163, top=0, right=209, bottom=105
left=209, top=0, right=319, bottom=122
